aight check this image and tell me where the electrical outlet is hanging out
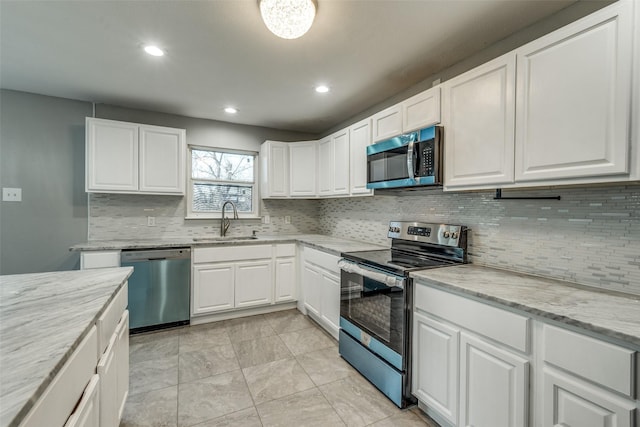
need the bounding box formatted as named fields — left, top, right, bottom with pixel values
left=284, top=216, right=291, bottom=224
left=2, top=188, right=22, bottom=202
left=147, top=216, right=156, bottom=226
left=262, top=215, right=270, bottom=224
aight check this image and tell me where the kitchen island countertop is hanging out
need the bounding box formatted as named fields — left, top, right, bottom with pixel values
left=69, top=234, right=387, bottom=256
left=411, top=265, right=640, bottom=348
left=0, top=267, right=133, bottom=427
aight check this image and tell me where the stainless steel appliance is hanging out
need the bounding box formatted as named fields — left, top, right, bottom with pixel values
left=121, top=248, right=191, bottom=333
left=339, top=222, right=467, bottom=408
left=366, top=126, right=442, bottom=190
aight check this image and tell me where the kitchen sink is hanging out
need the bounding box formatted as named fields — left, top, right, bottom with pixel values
left=192, top=236, right=258, bottom=242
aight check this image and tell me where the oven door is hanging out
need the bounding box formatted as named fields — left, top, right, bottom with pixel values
left=339, top=261, right=406, bottom=356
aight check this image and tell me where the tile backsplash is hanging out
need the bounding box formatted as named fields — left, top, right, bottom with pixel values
left=318, top=184, right=640, bottom=296
left=89, top=183, right=640, bottom=296
left=88, top=195, right=320, bottom=240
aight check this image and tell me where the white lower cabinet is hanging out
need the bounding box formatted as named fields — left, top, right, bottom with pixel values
left=235, top=260, right=273, bottom=308
left=412, top=311, right=459, bottom=425
left=300, top=246, right=340, bottom=339
left=543, top=367, right=636, bottom=427
left=413, top=280, right=638, bottom=427
left=64, top=374, right=100, bottom=427
left=191, top=244, right=295, bottom=317
left=459, top=332, right=529, bottom=427
left=97, top=310, right=129, bottom=427
left=192, top=263, right=235, bottom=314
left=80, top=251, right=120, bottom=269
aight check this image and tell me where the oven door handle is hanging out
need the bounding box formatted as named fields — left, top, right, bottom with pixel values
left=338, top=259, right=405, bottom=289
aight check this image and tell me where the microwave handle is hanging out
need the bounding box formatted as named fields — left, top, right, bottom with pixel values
left=407, top=139, right=415, bottom=180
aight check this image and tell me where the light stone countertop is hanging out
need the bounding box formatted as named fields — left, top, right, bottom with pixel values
left=0, top=267, right=133, bottom=427
left=69, top=234, right=388, bottom=256
left=411, top=265, right=640, bottom=348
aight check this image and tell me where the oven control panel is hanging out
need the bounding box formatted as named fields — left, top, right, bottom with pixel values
left=388, top=221, right=466, bottom=247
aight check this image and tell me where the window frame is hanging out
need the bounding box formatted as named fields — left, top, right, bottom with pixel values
left=186, top=145, right=260, bottom=220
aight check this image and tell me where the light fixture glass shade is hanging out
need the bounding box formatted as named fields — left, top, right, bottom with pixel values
left=259, top=0, right=316, bottom=40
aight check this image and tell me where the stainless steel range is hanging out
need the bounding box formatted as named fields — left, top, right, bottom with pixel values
left=338, top=221, right=468, bottom=408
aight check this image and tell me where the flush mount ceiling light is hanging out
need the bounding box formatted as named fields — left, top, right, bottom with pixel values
left=143, top=45, right=164, bottom=57
left=224, top=107, right=238, bottom=114
left=259, top=0, right=317, bottom=40
left=315, top=85, right=329, bottom=93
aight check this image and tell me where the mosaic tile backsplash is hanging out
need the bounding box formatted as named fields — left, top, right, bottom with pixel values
left=88, top=195, right=320, bottom=240
left=89, top=183, right=640, bottom=296
left=318, top=184, right=640, bottom=296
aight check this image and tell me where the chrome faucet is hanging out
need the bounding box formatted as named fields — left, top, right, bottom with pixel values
left=220, top=201, right=238, bottom=237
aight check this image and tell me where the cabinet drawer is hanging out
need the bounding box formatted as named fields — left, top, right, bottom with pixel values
left=19, top=326, right=98, bottom=427
left=81, top=251, right=120, bottom=269
left=96, top=282, right=128, bottom=354
left=414, top=284, right=530, bottom=353
left=276, top=243, right=296, bottom=258
left=194, top=245, right=272, bottom=263
left=303, top=247, right=339, bottom=272
left=543, top=324, right=636, bottom=398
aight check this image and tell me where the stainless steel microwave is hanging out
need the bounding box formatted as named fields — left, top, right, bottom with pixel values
left=366, top=126, right=442, bottom=189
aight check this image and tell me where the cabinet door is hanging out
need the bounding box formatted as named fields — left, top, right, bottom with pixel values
left=97, top=335, right=118, bottom=427
left=332, top=130, right=350, bottom=195
left=275, top=257, right=296, bottom=302
left=442, top=53, right=516, bottom=189
left=515, top=1, right=633, bottom=182
left=302, top=262, right=321, bottom=317
left=235, top=260, right=273, bottom=308
left=402, top=87, right=441, bottom=132
left=543, top=368, right=636, bottom=427
left=192, top=263, right=235, bottom=314
left=289, top=141, right=317, bottom=197
left=260, top=141, right=289, bottom=198
left=86, top=118, right=139, bottom=192
left=139, top=125, right=185, bottom=194
left=349, top=119, right=373, bottom=196
left=459, top=332, right=529, bottom=427
left=115, top=310, right=129, bottom=420
left=371, top=104, right=403, bottom=142
left=319, top=271, right=340, bottom=339
left=318, top=137, right=333, bottom=196
left=80, top=251, right=120, bottom=269
left=412, top=311, right=459, bottom=425
left=64, top=375, right=100, bottom=427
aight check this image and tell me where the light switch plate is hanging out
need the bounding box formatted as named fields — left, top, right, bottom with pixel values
left=2, top=188, right=22, bottom=202
left=284, top=216, right=291, bottom=224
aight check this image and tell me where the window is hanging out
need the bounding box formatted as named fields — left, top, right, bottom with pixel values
left=187, top=146, right=259, bottom=219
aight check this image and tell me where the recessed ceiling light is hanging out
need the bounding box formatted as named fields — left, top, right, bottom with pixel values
left=315, top=85, right=330, bottom=93
left=144, top=45, right=164, bottom=57
left=224, top=107, right=238, bottom=114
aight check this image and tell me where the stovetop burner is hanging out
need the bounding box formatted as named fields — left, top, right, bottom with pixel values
left=341, top=221, right=468, bottom=276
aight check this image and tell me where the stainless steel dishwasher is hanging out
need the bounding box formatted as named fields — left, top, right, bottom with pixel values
left=121, top=248, right=191, bottom=333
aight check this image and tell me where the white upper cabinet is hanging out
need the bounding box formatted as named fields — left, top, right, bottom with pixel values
left=515, top=0, right=634, bottom=182
left=318, top=130, right=350, bottom=197
left=371, top=104, right=403, bottom=143
left=442, top=53, right=516, bottom=189
left=349, top=118, right=373, bottom=196
left=260, top=140, right=289, bottom=198
left=317, top=136, right=333, bottom=196
left=139, top=124, right=185, bottom=194
left=86, top=119, right=139, bottom=192
left=86, top=118, right=185, bottom=195
left=402, top=87, right=441, bottom=132
left=289, top=141, right=318, bottom=197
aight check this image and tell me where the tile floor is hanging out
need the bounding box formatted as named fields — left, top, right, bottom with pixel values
left=120, top=309, right=440, bottom=427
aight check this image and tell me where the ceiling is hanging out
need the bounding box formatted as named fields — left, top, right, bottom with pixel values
left=1, top=0, right=588, bottom=134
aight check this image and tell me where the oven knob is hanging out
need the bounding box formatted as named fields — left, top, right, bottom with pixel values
left=443, top=231, right=450, bottom=238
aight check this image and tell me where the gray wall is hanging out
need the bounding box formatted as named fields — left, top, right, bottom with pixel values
left=0, top=90, right=92, bottom=274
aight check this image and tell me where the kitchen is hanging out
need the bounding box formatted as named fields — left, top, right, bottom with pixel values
left=1, top=0, right=639, bottom=427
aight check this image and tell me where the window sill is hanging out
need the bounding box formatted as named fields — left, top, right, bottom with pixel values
left=185, top=216, right=262, bottom=221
